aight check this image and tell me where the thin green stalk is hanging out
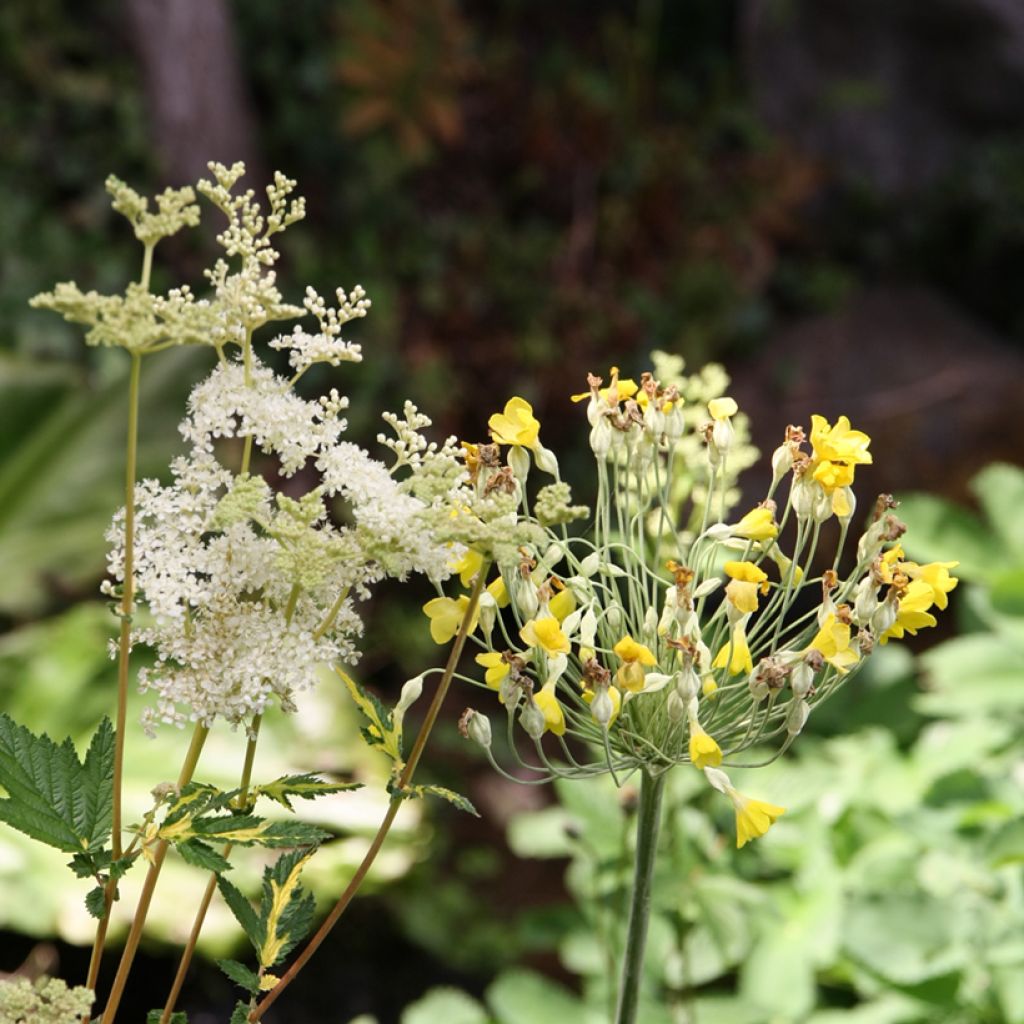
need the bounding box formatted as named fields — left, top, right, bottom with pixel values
left=100, top=723, right=209, bottom=1024
left=158, top=716, right=263, bottom=1024
left=249, top=565, right=491, bottom=1022
left=615, top=769, right=667, bottom=1024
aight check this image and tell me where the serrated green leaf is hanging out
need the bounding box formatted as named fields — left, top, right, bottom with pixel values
left=0, top=714, right=114, bottom=852
left=337, top=667, right=402, bottom=762
left=217, top=875, right=263, bottom=950
left=85, top=885, right=108, bottom=919
left=254, top=773, right=361, bottom=811
left=218, top=958, right=261, bottom=995
left=229, top=1001, right=251, bottom=1024
left=177, top=839, right=231, bottom=873
left=147, top=1011, right=188, bottom=1024
left=258, top=848, right=316, bottom=967
left=406, top=784, right=479, bottom=817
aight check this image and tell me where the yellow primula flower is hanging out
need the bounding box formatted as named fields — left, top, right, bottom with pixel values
left=881, top=579, right=939, bottom=643
left=613, top=634, right=658, bottom=692
left=810, top=414, right=873, bottom=467
left=487, top=575, right=510, bottom=607
left=533, top=683, right=566, bottom=736
left=712, top=623, right=754, bottom=676
left=520, top=617, right=571, bottom=656
left=905, top=560, right=959, bottom=611
left=475, top=651, right=510, bottom=689
left=708, top=396, right=738, bottom=420
left=688, top=723, right=723, bottom=769
left=733, top=506, right=778, bottom=542
left=731, top=792, right=786, bottom=848
left=809, top=613, right=860, bottom=673
left=724, top=561, right=770, bottom=614
left=423, top=595, right=479, bottom=644
left=570, top=366, right=638, bottom=405
left=702, top=675, right=719, bottom=698
left=489, top=397, right=541, bottom=449
left=449, top=547, right=484, bottom=587
left=549, top=587, right=577, bottom=623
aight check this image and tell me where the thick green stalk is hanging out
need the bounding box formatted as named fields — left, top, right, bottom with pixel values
left=99, top=723, right=209, bottom=1024
left=249, top=565, right=491, bottom=1022
left=615, top=769, right=667, bottom=1024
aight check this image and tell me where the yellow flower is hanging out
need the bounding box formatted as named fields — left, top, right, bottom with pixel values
left=724, top=561, right=770, bottom=614
left=881, top=580, right=938, bottom=643
left=449, top=547, right=484, bottom=587
left=549, top=587, right=577, bottom=623
left=764, top=545, right=804, bottom=584
left=702, top=675, right=719, bottom=699
left=423, top=595, right=478, bottom=644
left=688, top=723, right=723, bottom=769
left=475, top=651, right=510, bottom=689
left=809, top=414, right=872, bottom=512
left=712, top=623, right=754, bottom=676
left=487, top=575, right=510, bottom=607
left=571, top=366, right=638, bottom=404
left=489, top=397, right=540, bottom=449
left=731, top=792, right=786, bottom=848
left=520, top=617, right=571, bottom=655
left=533, top=683, right=566, bottom=736
left=583, top=684, right=622, bottom=727
left=809, top=613, right=860, bottom=673
left=905, top=560, right=959, bottom=611
left=708, top=397, right=738, bottom=420
left=613, top=634, right=658, bottom=692
left=733, top=507, right=778, bottom=542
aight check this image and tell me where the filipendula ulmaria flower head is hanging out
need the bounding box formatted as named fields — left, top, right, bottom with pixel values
left=446, top=363, right=958, bottom=849
left=36, top=163, right=476, bottom=736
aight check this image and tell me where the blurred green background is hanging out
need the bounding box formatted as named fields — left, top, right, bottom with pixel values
left=2, top=1, right=1024, bottom=1022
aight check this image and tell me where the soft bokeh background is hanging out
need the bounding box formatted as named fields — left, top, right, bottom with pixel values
left=2, top=2, right=1024, bottom=1022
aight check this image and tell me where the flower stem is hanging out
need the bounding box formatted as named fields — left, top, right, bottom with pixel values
left=249, top=564, right=491, bottom=1022
left=615, top=768, right=666, bottom=1024
left=100, top=723, right=209, bottom=1024
left=158, top=715, right=262, bottom=1024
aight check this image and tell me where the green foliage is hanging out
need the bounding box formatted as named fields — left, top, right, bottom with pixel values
left=146, top=1012, right=188, bottom=1024
left=254, top=773, right=361, bottom=811
left=218, top=848, right=317, bottom=970
left=217, top=959, right=262, bottom=997
left=397, top=783, right=478, bottom=818
left=0, top=714, right=113, bottom=853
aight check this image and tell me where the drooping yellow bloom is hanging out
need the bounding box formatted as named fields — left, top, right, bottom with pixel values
left=449, top=547, right=484, bottom=587
left=549, top=587, right=577, bottom=623
left=613, top=634, right=658, bottom=692
left=708, top=396, right=738, bottom=420
left=475, top=651, right=510, bottom=689
left=733, top=506, right=778, bottom=542
left=808, top=613, right=860, bottom=673
left=688, top=723, right=723, bottom=769
left=489, top=397, right=541, bottom=449
left=487, top=575, right=510, bottom=607
left=724, top=561, right=770, bottom=614
left=905, top=560, right=959, bottom=611
left=423, top=595, right=479, bottom=644
left=764, top=544, right=804, bottom=584
left=880, top=580, right=939, bottom=643
left=533, top=683, right=566, bottom=736
left=712, top=623, right=754, bottom=675
left=809, top=414, right=872, bottom=516
left=702, top=675, right=719, bottom=699
left=731, top=792, right=786, bottom=848
left=520, top=617, right=571, bottom=655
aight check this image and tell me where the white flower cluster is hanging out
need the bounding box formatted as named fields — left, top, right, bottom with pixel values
left=266, top=285, right=369, bottom=375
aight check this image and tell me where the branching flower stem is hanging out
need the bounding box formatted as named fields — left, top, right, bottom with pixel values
left=249, top=565, right=491, bottom=1022
left=615, top=768, right=667, bottom=1024
left=100, top=723, right=210, bottom=1024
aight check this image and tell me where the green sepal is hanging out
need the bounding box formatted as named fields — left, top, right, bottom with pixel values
left=218, top=959, right=261, bottom=996
left=0, top=714, right=114, bottom=853
left=253, top=773, right=361, bottom=811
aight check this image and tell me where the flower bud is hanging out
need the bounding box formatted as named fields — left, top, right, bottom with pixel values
left=643, top=606, right=659, bottom=642
left=870, top=597, right=898, bottom=636
left=511, top=577, right=538, bottom=619
left=693, top=578, right=722, bottom=599
left=676, top=667, right=700, bottom=702
left=508, top=445, right=531, bottom=483
left=579, top=552, right=601, bottom=577
left=590, top=419, right=612, bottom=459
left=605, top=604, right=623, bottom=632
left=852, top=577, right=879, bottom=626
left=791, top=476, right=814, bottom=520
left=703, top=766, right=732, bottom=795
left=478, top=590, right=497, bottom=640
left=463, top=709, right=492, bottom=747
left=811, top=484, right=833, bottom=524
left=705, top=523, right=732, bottom=542
left=591, top=688, right=614, bottom=727
left=520, top=699, right=546, bottom=739
left=534, top=444, right=559, bottom=476
left=786, top=697, right=810, bottom=736
left=771, top=443, right=793, bottom=485
left=666, top=689, right=687, bottom=722
left=393, top=674, right=424, bottom=727
left=790, top=660, right=815, bottom=699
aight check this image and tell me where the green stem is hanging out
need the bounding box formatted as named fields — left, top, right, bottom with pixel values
left=158, top=715, right=262, bottom=1024
left=615, top=769, right=666, bottom=1024
left=100, top=723, right=209, bottom=1024
left=249, top=565, right=491, bottom=1022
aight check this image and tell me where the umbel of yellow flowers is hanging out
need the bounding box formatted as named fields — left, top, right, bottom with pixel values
left=424, top=370, right=957, bottom=849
